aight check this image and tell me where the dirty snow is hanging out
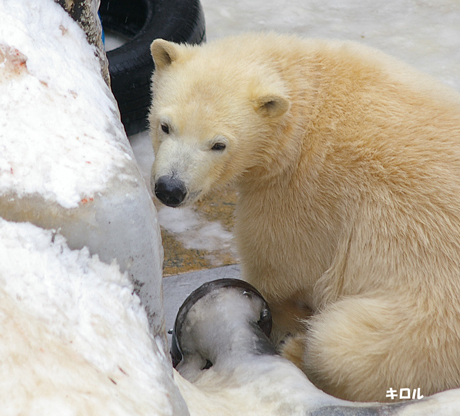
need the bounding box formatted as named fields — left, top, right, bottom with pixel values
left=159, top=206, right=233, bottom=252
left=0, top=0, right=132, bottom=209
left=0, top=218, right=188, bottom=415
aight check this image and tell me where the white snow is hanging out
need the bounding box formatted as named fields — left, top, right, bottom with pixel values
left=0, top=0, right=166, bottom=343
left=159, top=206, right=234, bottom=252
left=104, top=30, right=130, bottom=52
left=130, top=131, right=156, bottom=197
left=0, top=218, right=188, bottom=416
left=201, top=0, right=460, bottom=91
left=0, top=0, right=132, bottom=209
left=0, top=2, right=184, bottom=414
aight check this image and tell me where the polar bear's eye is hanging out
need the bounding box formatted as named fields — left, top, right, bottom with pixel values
left=160, top=123, right=170, bottom=134
left=211, top=142, right=226, bottom=151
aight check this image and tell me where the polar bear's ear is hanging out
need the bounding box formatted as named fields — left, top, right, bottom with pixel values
left=151, top=39, right=180, bottom=71
left=255, top=95, right=290, bottom=118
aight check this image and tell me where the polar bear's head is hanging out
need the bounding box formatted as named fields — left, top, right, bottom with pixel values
left=149, top=37, right=291, bottom=207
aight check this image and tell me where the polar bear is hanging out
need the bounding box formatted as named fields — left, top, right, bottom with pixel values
left=149, top=33, right=460, bottom=402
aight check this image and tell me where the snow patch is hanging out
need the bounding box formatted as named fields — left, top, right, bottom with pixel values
left=158, top=206, right=234, bottom=252
left=201, top=0, right=460, bottom=92
left=0, top=218, right=187, bottom=415
left=0, top=0, right=132, bottom=209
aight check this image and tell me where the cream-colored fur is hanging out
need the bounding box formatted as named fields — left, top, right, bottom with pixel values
left=149, top=33, right=460, bottom=402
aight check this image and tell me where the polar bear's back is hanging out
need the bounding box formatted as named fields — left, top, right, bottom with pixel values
left=202, top=32, right=460, bottom=104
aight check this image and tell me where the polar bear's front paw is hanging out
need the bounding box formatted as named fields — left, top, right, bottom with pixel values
left=279, top=333, right=307, bottom=370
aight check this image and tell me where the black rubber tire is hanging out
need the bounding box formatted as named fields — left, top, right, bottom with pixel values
left=99, top=0, right=206, bottom=136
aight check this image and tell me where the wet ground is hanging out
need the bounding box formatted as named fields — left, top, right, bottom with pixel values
left=155, top=186, right=238, bottom=276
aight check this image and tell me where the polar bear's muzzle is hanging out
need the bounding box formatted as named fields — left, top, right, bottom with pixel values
left=154, top=175, right=187, bottom=207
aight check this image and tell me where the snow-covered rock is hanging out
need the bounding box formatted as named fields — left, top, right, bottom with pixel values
left=0, top=0, right=188, bottom=413
left=0, top=219, right=188, bottom=416
left=0, top=0, right=164, bottom=337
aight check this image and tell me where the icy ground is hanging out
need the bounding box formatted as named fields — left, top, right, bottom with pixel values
left=132, top=0, right=460, bottom=258
left=202, top=0, right=460, bottom=89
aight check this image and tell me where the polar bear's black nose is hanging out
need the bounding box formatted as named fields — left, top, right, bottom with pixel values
left=155, top=176, right=187, bottom=207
